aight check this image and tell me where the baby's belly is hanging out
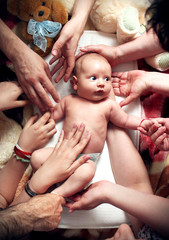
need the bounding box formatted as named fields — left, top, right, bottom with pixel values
left=82, top=135, right=105, bottom=154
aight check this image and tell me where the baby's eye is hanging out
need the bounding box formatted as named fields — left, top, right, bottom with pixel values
left=105, top=77, right=110, bottom=81
left=29, top=13, right=33, bottom=17
left=42, top=2, right=46, bottom=6
left=90, top=76, right=96, bottom=80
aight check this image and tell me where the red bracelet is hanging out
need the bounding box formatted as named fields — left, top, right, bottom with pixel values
left=139, top=119, right=146, bottom=127
left=15, top=143, right=32, bottom=159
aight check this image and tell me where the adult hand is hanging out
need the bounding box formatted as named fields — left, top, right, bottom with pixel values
left=148, top=118, right=169, bottom=151
left=13, top=47, right=60, bottom=113
left=25, top=193, right=65, bottom=231
left=112, top=70, right=148, bottom=106
left=66, top=180, right=110, bottom=212
left=0, top=81, right=28, bottom=111
left=29, top=123, right=91, bottom=194
left=17, top=112, right=56, bottom=153
left=49, top=18, right=82, bottom=83
left=78, top=44, right=116, bottom=67
left=0, top=193, right=65, bottom=238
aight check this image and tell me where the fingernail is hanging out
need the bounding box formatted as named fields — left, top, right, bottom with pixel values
left=80, top=122, right=85, bottom=128
left=52, top=50, right=57, bottom=56
left=73, top=123, right=77, bottom=128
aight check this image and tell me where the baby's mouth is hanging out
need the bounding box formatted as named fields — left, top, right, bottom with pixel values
left=95, top=90, right=104, bottom=95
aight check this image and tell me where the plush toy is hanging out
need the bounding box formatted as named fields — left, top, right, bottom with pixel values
left=89, top=0, right=169, bottom=72
left=7, top=0, right=68, bottom=57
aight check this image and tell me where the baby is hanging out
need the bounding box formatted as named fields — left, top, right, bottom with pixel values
left=31, top=53, right=152, bottom=197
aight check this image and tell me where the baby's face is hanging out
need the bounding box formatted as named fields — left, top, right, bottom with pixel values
left=75, top=55, right=112, bottom=101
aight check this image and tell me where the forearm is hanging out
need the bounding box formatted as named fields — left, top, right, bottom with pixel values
left=0, top=154, right=28, bottom=206
left=105, top=183, right=169, bottom=237
left=145, top=71, right=169, bottom=95
left=71, top=0, right=95, bottom=34
left=0, top=19, right=30, bottom=63
left=114, top=30, right=163, bottom=66
left=0, top=203, right=33, bottom=240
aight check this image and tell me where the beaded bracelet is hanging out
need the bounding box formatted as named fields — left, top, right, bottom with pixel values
left=25, top=181, right=39, bottom=197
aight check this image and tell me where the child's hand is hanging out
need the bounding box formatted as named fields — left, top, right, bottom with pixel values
left=137, top=119, right=153, bottom=135
left=0, top=81, right=29, bottom=111
left=17, top=112, right=56, bottom=153
left=148, top=118, right=169, bottom=151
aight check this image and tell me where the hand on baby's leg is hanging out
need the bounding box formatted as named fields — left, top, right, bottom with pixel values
left=52, top=159, right=96, bottom=198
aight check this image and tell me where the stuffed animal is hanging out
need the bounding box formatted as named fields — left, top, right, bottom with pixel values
left=7, top=0, right=68, bottom=57
left=89, top=0, right=169, bottom=72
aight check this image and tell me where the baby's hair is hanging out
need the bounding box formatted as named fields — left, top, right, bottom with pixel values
left=73, top=52, right=93, bottom=75
left=73, top=52, right=109, bottom=76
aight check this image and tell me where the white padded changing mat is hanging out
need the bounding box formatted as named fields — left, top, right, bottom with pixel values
left=41, top=31, right=141, bottom=229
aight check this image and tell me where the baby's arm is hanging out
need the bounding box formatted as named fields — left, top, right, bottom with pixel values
left=109, top=101, right=152, bottom=132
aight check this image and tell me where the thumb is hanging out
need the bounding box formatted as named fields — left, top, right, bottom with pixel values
left=14, top=99, right=29, bottom=108
left=80, top=45, right=101, bottom=54
left=51, top=35, right=66, bottom=56
left=119, top=95, right=135, bottom=107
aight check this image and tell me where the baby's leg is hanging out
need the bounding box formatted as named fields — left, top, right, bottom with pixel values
left=31, top=147, right=53, bottom=172
left=52, top=160, right=96, bottom=198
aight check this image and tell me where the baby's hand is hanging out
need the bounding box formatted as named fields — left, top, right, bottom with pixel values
left=0, top=81, right=29, bottom=111
left=137, top=119, right=154, bottom=135
left=17, top=112, right=57, bottom=153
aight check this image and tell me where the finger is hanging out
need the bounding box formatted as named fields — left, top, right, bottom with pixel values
left=51, top=57, right=65, bottom=77
left=54, top=60, right=67, bottom=83
left=64, top=57, right=75, bottom=82
left=112, top=72, right=123, bottom=78
left=35, top=112, right=51, bottom=127
left=119, top=96, right=134, bottom=107
left=23, top=85, right=46, bottom=113
left=13, top=99, right=29, bottom=108
left=34, top=82, right=56, bottom=111
left=138, top=127, right=149, bottom=135
left=51, top=35, right=66, bottom=57
left=151, top=126, right=166, bottom=142
left=46, top=128, right=57, bottom=138
left=54, top=130, right=64, bottom=151
left=66, top=123, right=86, bottom=146
left=41, top=78, right=60, bottom=104
left=79, top=45, right=101, bottom=54
left=154, top=133, right=166, bottom=147
left=49, top=55, right=59, bottom=65
left=68, top=155, right=91, bottom=174
left=24, top=114, right=39, bottom=128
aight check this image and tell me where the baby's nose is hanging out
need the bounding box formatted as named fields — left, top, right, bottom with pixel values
left=97, top=79, right=105, bottom=87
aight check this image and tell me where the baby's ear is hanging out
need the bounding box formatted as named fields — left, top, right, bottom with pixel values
left=71, top=75, right=78, bottom=91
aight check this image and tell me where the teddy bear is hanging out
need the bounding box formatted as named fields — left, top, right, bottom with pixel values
left=7, top=0, right=68, bottom=57
left=89, top=0, right=169, bottom=72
